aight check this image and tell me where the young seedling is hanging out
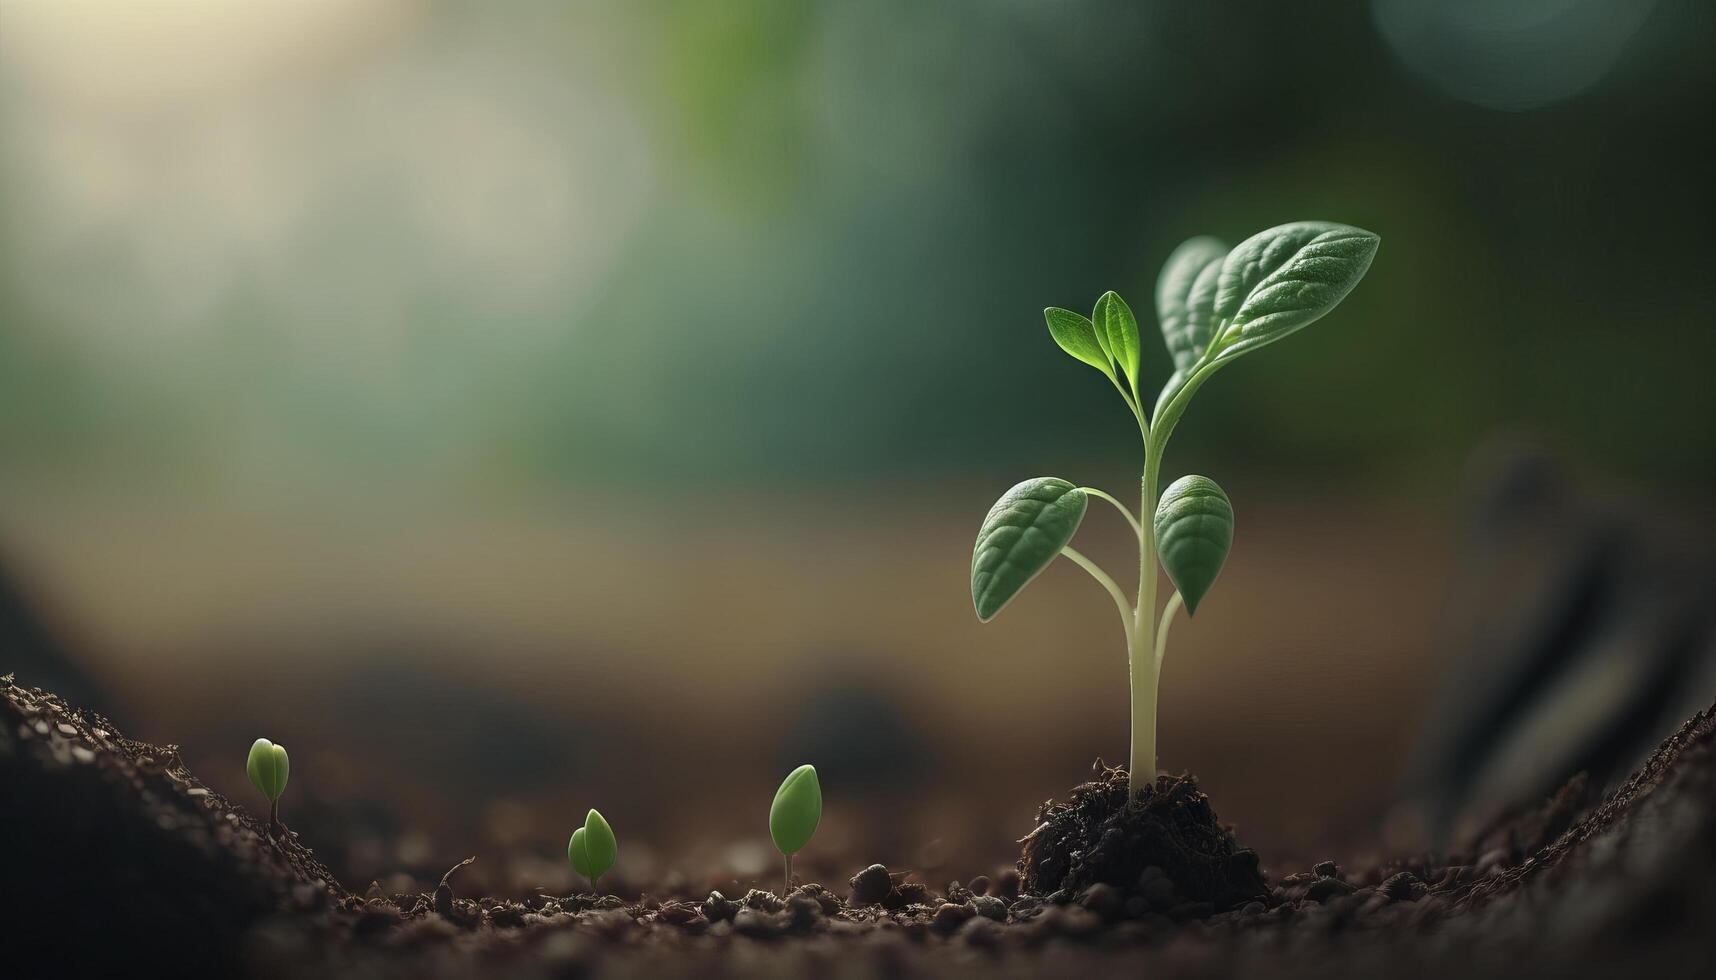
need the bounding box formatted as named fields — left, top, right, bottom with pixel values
left=971, top=221, right=1379, bottom=797
left=769, top=764, right=821, bottom=893
left=246, top=737, right=290, bottom=834
left=567, top=808, right=617, bottom=891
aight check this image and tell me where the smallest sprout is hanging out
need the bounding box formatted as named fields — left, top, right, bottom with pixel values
left=246, top=738, right=290, bottom=835
left=769, top=764, right=821, bottom=894
left=568, top=808, right=617, bottom=891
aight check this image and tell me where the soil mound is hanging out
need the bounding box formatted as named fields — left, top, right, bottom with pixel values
left=1019, top=764, right=1269, bottom=915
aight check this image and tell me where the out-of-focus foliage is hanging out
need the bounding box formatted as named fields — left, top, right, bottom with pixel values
left=1, top=0, right=1712, bottom=495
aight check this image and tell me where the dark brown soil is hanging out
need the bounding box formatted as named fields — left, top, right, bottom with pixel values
left=5, top=673, right=1715, bottom=979
left=1019, top=764, right=1268, bottom=915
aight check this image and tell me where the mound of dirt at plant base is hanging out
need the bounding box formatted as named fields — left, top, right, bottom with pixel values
left=1019, top=765, right=1268, bottom=914
left=4, top=672, right=1715, bottom=979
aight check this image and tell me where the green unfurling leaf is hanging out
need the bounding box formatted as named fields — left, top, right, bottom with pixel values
left=972, top=478, right=1088, bottom=622
left=1044, top=307, right=1116, bottom=381
left=583, top=809, right=616, bottom=883
left=769, top=764, right=822, bottom=856
left=1153, top=475, right=1233, bottom=615
left=567, top=827, right=592, bottom=878
left=1092, top=291, right=1141, bottom=389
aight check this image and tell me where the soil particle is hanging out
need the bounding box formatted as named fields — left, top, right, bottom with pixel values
left=971, top=894, right=1009, bottom=921
left=701, top=890, right=739, bottom=922
left=741, top=888, right=784, bottom=913
left=1380, top=871, right=1428, bottom=902
left=966, top=874, right=991, bottom=896
left=1313, top=860, right=1341, bottom=878
left=849, top=863, right=892, bottom=905
left=1307, top=877, right=1358, bottom=903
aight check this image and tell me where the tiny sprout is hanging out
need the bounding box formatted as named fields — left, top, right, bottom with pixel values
left=568, top=808, right=616, bottom=891
left=769, top=764, right=821, bottom=893
left=245, top=737, right=290, bottom=834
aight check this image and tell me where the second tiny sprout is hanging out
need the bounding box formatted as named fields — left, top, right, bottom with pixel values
left=246, top=737, right=289, bottom=835
left=770, top=764, right=822, bottom=894
left=567, top=809, right=617, bottom=891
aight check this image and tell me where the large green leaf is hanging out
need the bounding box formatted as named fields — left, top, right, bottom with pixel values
left=972, top=477, right=1088, bottom=622
left=1153, top=475, right=1233, bottom=615
left=1155, top=237, right=1228, bottom=376
left=1043, top=307, right=1115, bottom=381
left=1092, top=291, right=1140, bottom=389
left=1211, top=221, right=1379, bottom=362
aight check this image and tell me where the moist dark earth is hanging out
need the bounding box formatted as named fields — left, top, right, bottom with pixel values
left=4, top=675, right=1714, bottom=979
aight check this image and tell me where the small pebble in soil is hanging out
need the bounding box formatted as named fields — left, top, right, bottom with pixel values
left=741, top=889, right=783, bottom=913
left=1313, top=860, right=1341, bottom=878
left=945, top=880, right=973, bottom=903
left=1009, top=896, right=1044, bottom=921
left=701, top=890, right=738, bottom=923
left=967, top=875, right=991, bottom=897
left=884, top=881, right=928, bottom=910
left=1307, top=877, right=1358, bottom=903
left=849, top=864, right=891, bottom=906
left=971, top=895, right=1008, bottom=922
left=1381, top=871, right=1428, bottom=902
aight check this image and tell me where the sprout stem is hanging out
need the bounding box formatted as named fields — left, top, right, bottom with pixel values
left=1080, top=487, right=1142, bottom=537
left=269, top=799, right=279, bottom=835
left=1154, top=591, right=1184, bottom=669
left=784, top=854, right=793, bottom=895
left=1060, top=546, right=1134, bottom=641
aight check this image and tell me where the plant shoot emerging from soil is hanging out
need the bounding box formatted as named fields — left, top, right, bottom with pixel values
left=971, top=222, right=1379, bottom=796
left=245, top=737, right=290, bottom=834
left=568, top=808, right=616, bottom=890
left=769, top=764, right=822, bottom=892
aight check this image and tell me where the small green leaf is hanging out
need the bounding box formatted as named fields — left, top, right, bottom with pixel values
left=769, top=764, right=822, bottom=856
left=1153, top=475, right=1233, bottom=615
left=972, top=478, right=1089, bottom=622
left=1212, top=221, right=1379, bottom=362
left=247, top=737, right=289, bottom=801
left=1092, top=291, right=1141, bottom=389
left=1155, top=236, right=1228, bottom=375
left=582, top=809, right=616, bottom=883
left=1044, top=307, right=1115, bottom=381
left=567, top=827, right=592, bottom=879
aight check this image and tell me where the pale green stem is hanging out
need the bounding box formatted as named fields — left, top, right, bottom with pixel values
left=1079, top=487, right=1142, bottom=537
left=1060, top=545, right=1134, bottom=642
left=784, top=854, right=793, bottom=895
left=1106, top=374, right=1150, bottom=443
left=1131, top=454, right=1160, bottom=796
left=1155, top=591, right=1183, bottom=669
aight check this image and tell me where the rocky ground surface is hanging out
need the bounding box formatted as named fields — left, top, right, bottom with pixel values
left=4, top=674, right=1713, bottom=978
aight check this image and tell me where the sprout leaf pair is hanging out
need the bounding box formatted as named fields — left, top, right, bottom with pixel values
left=568, top=809, right=616, bottom=889
left=246, top=737, right=290, bottom=834
left=770, top=764, right=821, bottom=893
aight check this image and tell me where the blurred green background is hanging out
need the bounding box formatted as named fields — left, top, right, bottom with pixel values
left=1, top=0, right=1712, bottom=894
